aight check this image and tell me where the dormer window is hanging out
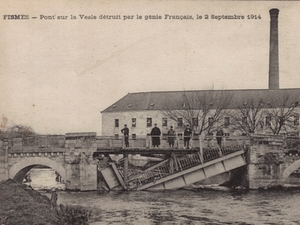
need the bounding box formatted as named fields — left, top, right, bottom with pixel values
left=150, top=103, right=154, bottom=106
left=128, top=104, right=132, bottom=107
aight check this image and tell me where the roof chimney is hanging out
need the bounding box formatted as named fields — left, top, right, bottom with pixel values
left=269, top=8, right=279, bottom=90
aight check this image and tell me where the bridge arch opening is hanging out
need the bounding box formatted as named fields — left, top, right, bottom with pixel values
left=9, top=157, right=66, bottom=185
left=282, top=159, right=300, bottom=186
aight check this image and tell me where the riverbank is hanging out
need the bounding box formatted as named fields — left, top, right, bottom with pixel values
left=0, top=179, right=91, bottom=225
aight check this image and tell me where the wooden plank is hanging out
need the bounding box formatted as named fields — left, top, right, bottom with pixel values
left=111, top=163, right=127, bottom=190
left=100, top=166, right=120, bottom=190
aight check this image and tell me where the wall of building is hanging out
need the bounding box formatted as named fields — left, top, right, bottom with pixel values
left=102, top=110, right=180, bottom=137
left=102, top=109, right=300, bottom=137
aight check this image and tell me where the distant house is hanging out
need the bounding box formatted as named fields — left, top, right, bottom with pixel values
left=101, top=88, right=300, bottom=138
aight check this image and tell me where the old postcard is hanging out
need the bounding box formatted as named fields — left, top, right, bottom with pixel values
left=1, top=0, right=300, bottom=224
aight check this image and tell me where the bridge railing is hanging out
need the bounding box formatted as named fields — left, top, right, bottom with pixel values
left=96, top=135, right=249, bottom=149
left=8, top=135, right=65, bottom=147
left=131, top=144, right=244, bottom=188
left=4, top=133, right=250, bottom=152
left=203, top=148, right=221, bottom=162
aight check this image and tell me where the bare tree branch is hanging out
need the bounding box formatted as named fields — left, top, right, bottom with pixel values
left=231, top=97, right=265, bottom=135
left=264, top=91, right=299, bottom=135
left=162, top=90, right=233, bottom=135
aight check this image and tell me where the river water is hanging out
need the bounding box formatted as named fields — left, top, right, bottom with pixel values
left=28, top=168, right=300, bottom=225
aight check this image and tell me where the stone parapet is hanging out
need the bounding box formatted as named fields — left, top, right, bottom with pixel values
left=9, top=146, right=66, bottom=153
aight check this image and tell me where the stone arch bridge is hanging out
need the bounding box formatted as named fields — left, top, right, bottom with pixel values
left=1, top=133, right=300, bottom=190
left=0, top=133, right=98, bottom=191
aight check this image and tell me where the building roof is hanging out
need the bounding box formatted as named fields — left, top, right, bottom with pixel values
left=101, top=88, right=300, bottom=113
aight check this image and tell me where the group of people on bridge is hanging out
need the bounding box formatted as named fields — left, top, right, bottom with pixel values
left=150, top=124, right=193, bottom=149
left=121, top=123, right=224, bottom=149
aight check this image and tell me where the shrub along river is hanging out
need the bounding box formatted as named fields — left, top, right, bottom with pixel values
left=28, top=168, right=300, bottom=225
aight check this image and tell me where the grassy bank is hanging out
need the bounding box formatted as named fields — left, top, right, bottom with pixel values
left=0, top=179, right=91, bottom=225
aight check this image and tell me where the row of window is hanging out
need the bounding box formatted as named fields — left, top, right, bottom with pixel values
left=115, top=115, right=300, bottom=128
left=115, top=117, right=197, bottom=128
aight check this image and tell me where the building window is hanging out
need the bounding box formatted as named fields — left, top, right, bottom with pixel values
left=114, top=134, right=119, bottom=139
left=208, top=117, right=214, bottom=127
left=259, top=121, right=264, bottom=129
left=294, top=115, right=299, bottom=126
left=265, top=116, right=271, bottom=126
left=280, top=116, right=285, bottom=126
left=115, top=119, right=119, bottom=128
left=147, top=118, right=152, bottom=127
left=162, top=118, right=168, bottom=127
left=242, top=117, right=247, bottom=126
left=192, top=117, right=198, bottom=127
left=132, top=134, right=136, bottom=140
left=177, top=118, right=183, bottom=127
left=177, top=133, right=183, bottom=140
left=132, top=118, right=136, bottom=127
left=224, top=117, right=230, bottom=128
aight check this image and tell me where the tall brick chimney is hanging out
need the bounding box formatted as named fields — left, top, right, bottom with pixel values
left=269, top=8, right=279, bottom=90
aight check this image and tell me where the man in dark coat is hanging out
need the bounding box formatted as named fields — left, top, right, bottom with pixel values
left=167, top=126, right=176, bottom=147
left=151, top=123, right=161, bottom=147
left=121, top=124, right=129, bottom=147
left=184, top=124, right=192, bottom=149
left=216, top=127, right=224, bottom=148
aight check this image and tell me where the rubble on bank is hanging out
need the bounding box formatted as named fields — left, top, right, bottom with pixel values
left=0, top=179, right=91, bottom=225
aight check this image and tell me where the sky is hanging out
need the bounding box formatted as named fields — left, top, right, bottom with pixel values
left=1, top=0, right=300, bottom=135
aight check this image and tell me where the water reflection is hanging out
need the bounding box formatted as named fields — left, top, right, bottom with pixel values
left=27, top=168, right=65, bottom=190
left=54, top=189, right=300, bottom=225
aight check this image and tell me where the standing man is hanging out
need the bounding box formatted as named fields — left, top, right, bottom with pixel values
left=184, top=124, right=192, bottom=149
left=121, top=124, right=129, bottom=147
left=167, top=126, right=176, bottom=148
left=216, top=126, right=224, bottom=148
left=150, top=123, right=161, bottom=147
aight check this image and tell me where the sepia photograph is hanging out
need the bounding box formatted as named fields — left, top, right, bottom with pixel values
left=1, top=0, right=300, bottom=224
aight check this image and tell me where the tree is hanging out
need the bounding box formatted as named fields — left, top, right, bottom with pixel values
left=231, top=97, right=265, bottom=135
left=6, top=125, right=35, bottom=138
left=162, top=89, right=233, bottom=135
left=264, top=91, right=299, bottom=135
left=0, top=130, right=7, bottom=139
